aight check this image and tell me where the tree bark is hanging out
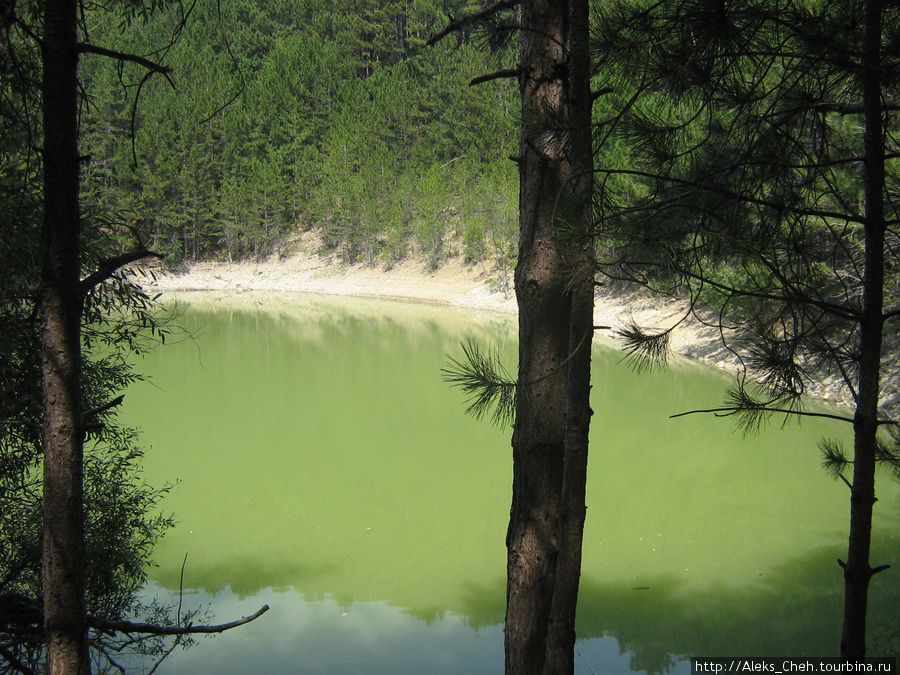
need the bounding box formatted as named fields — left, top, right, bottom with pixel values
left=506, top=0, right=593, bottom=672
left=41, top=0, right=89, bottom=671
left=841, top=0, right=886, bottom=659
left=543, top=0, right=593, bottom=671
left=543, top=272, right=592, bottom=675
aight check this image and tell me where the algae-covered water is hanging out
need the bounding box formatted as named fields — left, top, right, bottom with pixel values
left=122, top=293, right=899, bottom=673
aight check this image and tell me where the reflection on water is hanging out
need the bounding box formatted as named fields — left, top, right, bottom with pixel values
left=140, top=583, right=507, bottom=675
left=124, top=292, right=900, bottom=673
left=142, top=582, right=691, bottom=675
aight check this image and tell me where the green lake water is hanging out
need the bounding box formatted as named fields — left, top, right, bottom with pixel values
left=121, top=292, right=900, bottom=674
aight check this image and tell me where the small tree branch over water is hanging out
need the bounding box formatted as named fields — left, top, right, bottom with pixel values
left=90, top=605, right=269, bottom=637
left=442, top=340, right=516, bottom=427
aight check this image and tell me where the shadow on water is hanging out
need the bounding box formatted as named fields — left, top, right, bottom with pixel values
left=575, top=538, right=900, bottom=672
left=441, top=539, right=900, bottom=674
left=150, top=526, right=899, bottom=672
left=155, top=556, right=341, bottom=599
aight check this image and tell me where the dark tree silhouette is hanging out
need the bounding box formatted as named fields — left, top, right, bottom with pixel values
left=591, top=0, right=900, bottom=657
left=0, top=1, right=266, bottom=671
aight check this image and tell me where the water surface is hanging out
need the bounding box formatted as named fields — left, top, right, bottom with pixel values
left=123, top=292, right=899, bottom=673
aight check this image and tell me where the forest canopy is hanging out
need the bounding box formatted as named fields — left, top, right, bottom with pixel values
left=80, top=0, right=520, bottom=269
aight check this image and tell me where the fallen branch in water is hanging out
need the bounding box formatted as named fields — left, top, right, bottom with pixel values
left=89, top=605, right=270, bottom=636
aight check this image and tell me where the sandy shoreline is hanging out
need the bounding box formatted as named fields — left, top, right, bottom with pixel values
left=138, top=246, right=859, bottom=411
left=142, top=253, right=519, bottom=314
left=140, top=245, right=737, bottom=367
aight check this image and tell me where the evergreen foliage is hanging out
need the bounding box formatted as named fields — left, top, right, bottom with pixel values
left=590, top=0, right=900, bottom=656
left=442, top=339, right=516, bottom=426
left=591, top=0, right=900, bottom=442
left=79, top=0, right=519, bottom=268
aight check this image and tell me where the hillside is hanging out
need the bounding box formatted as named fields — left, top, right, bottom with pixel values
left=81, top=0, right=519, bottom=267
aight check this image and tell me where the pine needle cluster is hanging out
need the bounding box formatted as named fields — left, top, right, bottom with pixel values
left=615, top=321, right=670, bottom=373
left=442, top=339, right=517, bottom=427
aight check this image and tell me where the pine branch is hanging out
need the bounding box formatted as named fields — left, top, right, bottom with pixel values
left=724, top=383, right=775, bottom=435
left=743, top=325, right=808, bottom=399
left=615, top=321, right=670, bottom=372
left=819, top=437, right=851, bottom=483
left=426, top=0, right=521, bottom=46
left=470, top=68, right=521, bottom=86
left=593, top=166, right=869, bottom=229
left=670, top=402, right=859, bottom=425
left=670, top=382, right=855, bottom=430
left=675, top=266, right=861, bottom=322
left=80, top=247, right=164, bottom=294
left=613, top=292, right=703, bottom=373
left=442, top=340, right=516, bottom=427
left=875, top=428, right=900, bottom=482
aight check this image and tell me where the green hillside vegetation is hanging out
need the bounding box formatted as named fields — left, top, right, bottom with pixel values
left=80, top=0, right=519, bottom=272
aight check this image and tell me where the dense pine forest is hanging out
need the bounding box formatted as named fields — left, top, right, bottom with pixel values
left=80, top=0, right=519, bottom=269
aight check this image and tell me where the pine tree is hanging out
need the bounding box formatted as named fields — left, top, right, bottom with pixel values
left=591, top=0, right=900, bottom=657
left=435, top=1, right=595, bottom=671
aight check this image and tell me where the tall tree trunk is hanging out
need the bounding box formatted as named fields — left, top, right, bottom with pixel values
left=841, top=0, right=886, bottom=658
left=41, top=0, right=89, bottom=671
left=543, top=0, right=594, bottom=670
left=506, top=0, right=593, bottom=672
left=543, top=274, right=592, bottom=675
